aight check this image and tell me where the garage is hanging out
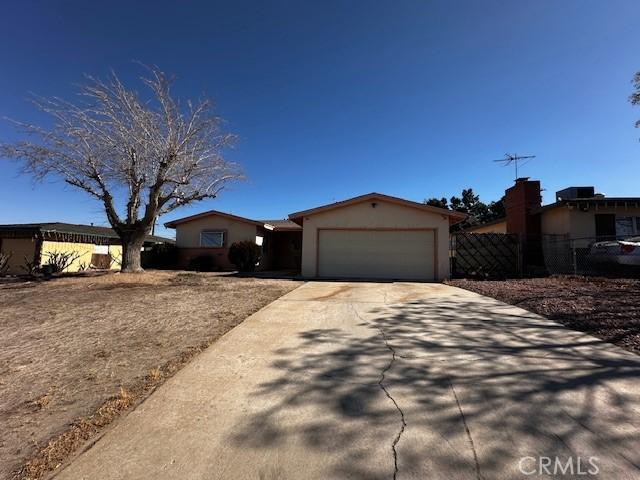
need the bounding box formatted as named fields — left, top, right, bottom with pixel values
left=317, top=229, right=435, bottom=280
left=289, top=193, right=466, bottom=281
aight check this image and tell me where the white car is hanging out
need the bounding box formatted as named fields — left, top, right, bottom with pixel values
left=589, top=237, right=640, bottom=266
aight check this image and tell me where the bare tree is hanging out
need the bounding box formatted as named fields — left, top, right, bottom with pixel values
left=632, top=71, right=640, bottom=133
left=0, top=65, right=241, bottom=272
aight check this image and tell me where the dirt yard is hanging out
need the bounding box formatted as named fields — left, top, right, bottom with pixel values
left=0, top=271, right=301, bottom=480
left=450, top=276, right=640, bottom=355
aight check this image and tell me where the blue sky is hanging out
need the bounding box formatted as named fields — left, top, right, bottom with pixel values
left=1, top=1, right=639, bottom=238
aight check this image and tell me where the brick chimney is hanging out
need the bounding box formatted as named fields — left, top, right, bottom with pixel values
left=505, top=178, right=542, bottom=236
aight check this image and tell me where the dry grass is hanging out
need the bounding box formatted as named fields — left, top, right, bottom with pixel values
left=0, top=271, right=301, bottom=480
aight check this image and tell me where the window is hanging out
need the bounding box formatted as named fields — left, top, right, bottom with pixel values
left=616, top=217, right=634, bottom=237
left=94, top=245, right=109, bottom=255
left=612, top=216, right=640, bottom=238
left=200, top=230, right=225, bottom=247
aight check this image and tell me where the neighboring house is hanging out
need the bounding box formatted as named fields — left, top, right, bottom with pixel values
left=465, top=179, right=640, bottom=244
left=0, top=223, right=172, bottom=275
left=165, top=192, right=465, bottom=281
left=464, top=217, right=507, bottom=234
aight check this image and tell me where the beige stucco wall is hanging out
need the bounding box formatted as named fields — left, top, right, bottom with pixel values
left=1, top=238, right=37, bottom=275
left=174, top=216, right=258, bottom=248
left=172, top=215, right=260, bottom=270
left=300, top=199, right=451, bottom=281
left=466, top=221, right=507, bottom=234
left=540, top=207, right=571, bottom=236
left=541, top=205, right=640, bottom=248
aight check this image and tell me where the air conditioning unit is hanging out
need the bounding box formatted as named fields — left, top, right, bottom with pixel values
left=556, top=186, right=595, bottom=201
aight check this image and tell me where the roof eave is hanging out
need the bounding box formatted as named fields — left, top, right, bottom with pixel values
left=164, top=210, right=263, bottom=229
left=288, top=192, right=467, bottom=224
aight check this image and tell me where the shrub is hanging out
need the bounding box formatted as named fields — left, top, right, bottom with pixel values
left=21, top=255, right=40, bottom=277
left=0, top=251, right=11, bottom=276
left=188, top=254, right=216, bottom=272
left=228, top=241, right=261, bottom=272
left=43, top=251, right=81, bottom=274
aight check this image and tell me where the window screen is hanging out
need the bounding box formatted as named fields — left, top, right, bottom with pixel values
left=200, top=231, right=225, bottom=247
left=615, top=217, right=634, bottom=237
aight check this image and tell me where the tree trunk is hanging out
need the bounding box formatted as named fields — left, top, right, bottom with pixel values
left=120, top=237, right=145, bottom=273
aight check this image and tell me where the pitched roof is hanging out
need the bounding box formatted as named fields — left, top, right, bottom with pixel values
left=164, top=209, right=263, bottom=228
left=164, top=210, right=303, bottom=232
left=288, top=192, right=467, bottom=225
left=261, top=219, right=302, bottom=231
left=0, top=222, right=173, bottom=243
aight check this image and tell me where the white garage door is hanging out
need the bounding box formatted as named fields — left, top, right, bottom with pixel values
left=317, top=229, right=435, bottom=280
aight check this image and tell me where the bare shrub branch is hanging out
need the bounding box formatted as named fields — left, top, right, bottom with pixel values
left=43, top=251, right=82, bottom=273
left=632, top=71, right=640, bottom=130
left=0, top=251, right=11, bottom=276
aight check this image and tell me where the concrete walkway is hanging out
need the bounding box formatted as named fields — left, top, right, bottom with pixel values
left=56, top=282, right=640, bottom=479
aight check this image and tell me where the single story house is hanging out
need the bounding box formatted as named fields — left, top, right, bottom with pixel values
left=164, top=210, right=303, bottom=271
left=0, top=222, right=172, bottom=275
left=165, top=192, right=466, bottom=281
left=465, top=179, right=640, bottom=247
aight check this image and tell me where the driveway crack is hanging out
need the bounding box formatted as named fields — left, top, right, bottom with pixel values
left=351, top=304, right=406, bottom=480
left=449, top=379, right=484, bottom=480
left=377, top=325, right=407, bottom=480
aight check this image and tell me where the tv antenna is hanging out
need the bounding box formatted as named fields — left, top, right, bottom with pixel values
left=492, top=153, right=536, bottom=180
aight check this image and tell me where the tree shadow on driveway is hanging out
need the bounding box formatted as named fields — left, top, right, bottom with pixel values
left=230, top=293, right=640, bottom=479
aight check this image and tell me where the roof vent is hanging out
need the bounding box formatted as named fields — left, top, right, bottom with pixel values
left=556, top=186, right=595, bottom=201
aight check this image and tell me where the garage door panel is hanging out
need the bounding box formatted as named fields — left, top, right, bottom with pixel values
left=318, top=229, right=434, bottom=280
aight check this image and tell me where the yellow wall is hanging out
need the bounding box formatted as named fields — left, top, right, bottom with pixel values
left=174, top=215, right=258, bottom=248
left=107, top=245, right=122, bottom=270
left=466, top=221, right=507, bottom=234
left=41, top=241, right=95, bottom=272
left=40, top=241, right=123, bottom=272
left=300, top=199, right=451, bottom=281
left=0, top=238, right=37, bottom=275
left=1, top=237, right=126, bottom=275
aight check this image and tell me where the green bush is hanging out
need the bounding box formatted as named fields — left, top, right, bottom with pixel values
left=228, top=241, right=261, bottom=272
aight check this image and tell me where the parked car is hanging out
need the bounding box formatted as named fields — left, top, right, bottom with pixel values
left=588, top=237, right=640, bottom=266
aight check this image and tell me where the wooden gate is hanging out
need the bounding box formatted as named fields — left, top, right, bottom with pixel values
left=450, top=233, right=521, bottom=279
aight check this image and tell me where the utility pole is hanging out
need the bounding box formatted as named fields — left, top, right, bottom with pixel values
left=492, top=153, right=536, bottom=180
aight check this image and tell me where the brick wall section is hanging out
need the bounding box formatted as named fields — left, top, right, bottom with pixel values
left=177, top=247, right=234, bottom=270
left=505, top=179, right=542, bottom=236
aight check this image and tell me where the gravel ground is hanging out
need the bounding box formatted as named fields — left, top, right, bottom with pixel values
left=449, top=276, right=640, bottom=355
left=0, top=271, right=301, bottom=480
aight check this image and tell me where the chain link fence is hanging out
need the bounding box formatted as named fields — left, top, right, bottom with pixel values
left=538, top=234, right=640, bottom=277
left=449, top=233, right=640, bottom=279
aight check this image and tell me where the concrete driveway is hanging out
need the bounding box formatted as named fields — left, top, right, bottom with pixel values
left=56, top=282, right=640, bottom=480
